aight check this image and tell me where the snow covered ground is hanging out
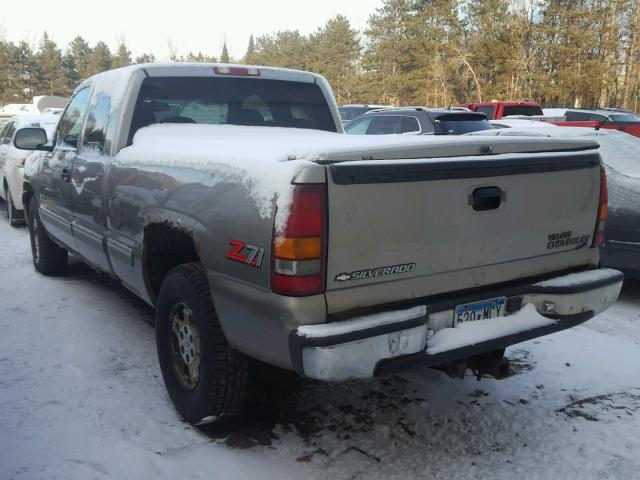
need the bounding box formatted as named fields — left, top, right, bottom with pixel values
left=1, top=208, right=639, bottom=480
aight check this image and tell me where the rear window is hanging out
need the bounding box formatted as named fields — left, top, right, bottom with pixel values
left=502, top=105, right=543, bottom=116
left=475, top=105, right=495, bottom=118
left=129, top=77, right=337, bottom=143
left=433, top=114, right=494, bottom=135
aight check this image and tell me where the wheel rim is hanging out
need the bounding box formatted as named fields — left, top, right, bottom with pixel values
left=31, top=215, right=40, bottom=263
left=169, top=302, right=201, bottom=391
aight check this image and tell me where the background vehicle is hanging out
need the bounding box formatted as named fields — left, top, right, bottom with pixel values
left=0, top=114, right=59, bottom=225
left=469, top=126, right=640, bottom=278
left=0, top=95, right=68, bottom=121
left=462, top=101, right=543, bottom=119
left=16, top=64, right=621, bottom=426
left=344, top=107, right=494, bottom=135
left=338, top=104, right=390, bottom=124
left=553, top=109, right=640, bottom=137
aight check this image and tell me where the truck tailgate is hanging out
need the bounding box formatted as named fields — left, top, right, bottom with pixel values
left=324, top=150, right=602, bottom=314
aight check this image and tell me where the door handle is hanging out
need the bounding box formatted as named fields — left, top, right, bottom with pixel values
left=469, top=186, right=506, bottom=211
left=61, top=167, right=71, bottom=182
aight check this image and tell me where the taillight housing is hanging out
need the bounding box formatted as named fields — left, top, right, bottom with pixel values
left=271, top=184, right=327, bottom=296
left=592, top=166, right=608, bottom=248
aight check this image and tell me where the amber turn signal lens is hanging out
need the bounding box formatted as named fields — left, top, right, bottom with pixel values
left=273, top=236, right=322, bottom=260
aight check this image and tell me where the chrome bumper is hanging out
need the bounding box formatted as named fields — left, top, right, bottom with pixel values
left=289, top=268, right=624, bottom=382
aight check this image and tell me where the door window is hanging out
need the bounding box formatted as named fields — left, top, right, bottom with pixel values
left=57, top=87, right=92, bottom=148
left=367, top=116, right=404, bottom=134
left=401, top=116, right=421, bottom=133
left=344, top=117, right=373, bottom=134
left=82, top=92, right=112, bottom=153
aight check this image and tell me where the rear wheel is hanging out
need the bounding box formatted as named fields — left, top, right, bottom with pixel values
left=5, top=186, right=23, bottom=226
left=155, top=263, right=250, bottom=424
left=27, top=196, right=68, bottom=275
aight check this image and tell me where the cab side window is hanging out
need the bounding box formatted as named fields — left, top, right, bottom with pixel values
left=57, top=87, right=92, bottom=148
left=82, top=92, right=112, bottom=154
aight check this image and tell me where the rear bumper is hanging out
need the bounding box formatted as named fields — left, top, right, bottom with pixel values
left=289, top=268, right=624, bottom=381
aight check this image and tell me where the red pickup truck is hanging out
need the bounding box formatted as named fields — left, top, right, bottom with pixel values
left=460, top=102, right=543, bottom=119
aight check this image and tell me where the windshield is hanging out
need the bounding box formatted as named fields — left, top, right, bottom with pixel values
left=434, top=114, right=494, bottom=135
left=129, top=76, right=337, bottom=142
left=604, top=114, right=640, bottom=123
left=502, top=105, right=544, bottom=116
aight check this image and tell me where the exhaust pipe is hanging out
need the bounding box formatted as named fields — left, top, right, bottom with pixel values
left=468, top=351, right=511, bottom=380
left=436, top=349, right=511, bottom=380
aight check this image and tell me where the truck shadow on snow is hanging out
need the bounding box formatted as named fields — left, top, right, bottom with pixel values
left=55, top=256, right=640, bottom=464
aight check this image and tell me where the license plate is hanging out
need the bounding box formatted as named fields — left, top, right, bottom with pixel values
left=454, top=297, right=507, bottom=326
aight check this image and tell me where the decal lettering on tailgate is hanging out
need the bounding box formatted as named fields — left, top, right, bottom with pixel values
left=547, top=231, right=590, bottom=250
left=226, top=240, right=264, bottom=268
left=335, top=263, right=416, bottom=282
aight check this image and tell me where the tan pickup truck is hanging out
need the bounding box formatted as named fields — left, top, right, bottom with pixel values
left=14, top=63, right=622, bottom=424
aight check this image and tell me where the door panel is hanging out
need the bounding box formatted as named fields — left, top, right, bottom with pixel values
left=70, top=91, right=112, bottom=272
left=39, top=87, right=92, bottom=247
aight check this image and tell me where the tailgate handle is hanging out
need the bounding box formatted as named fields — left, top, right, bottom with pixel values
left=469, top=186, right=505, bottom=211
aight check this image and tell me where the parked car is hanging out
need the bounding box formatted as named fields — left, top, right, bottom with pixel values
left=552, top=109, right=640, bottom=137
left=0, top=114, right=59, bottom=225
left=461, top=101, right=544, bottom=119
left=469, top=126, right=640, bottom=278
left=344, top=107, right=494, bottom=135
left=15, top=63, right=621, bottom=425
left=338, top=104, right=390, bottom=124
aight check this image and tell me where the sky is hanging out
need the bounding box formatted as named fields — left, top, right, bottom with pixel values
left=0, top=0, right=382, bottom=60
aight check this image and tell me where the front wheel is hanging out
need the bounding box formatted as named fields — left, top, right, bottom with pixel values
left=27, top=196, right=68, bottom=275
left=155, top=263, right=250, bottom=424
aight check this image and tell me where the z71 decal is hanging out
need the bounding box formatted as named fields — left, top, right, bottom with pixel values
left=335, top=263, right=416, bottom=282
left=226, top=240, right=265, bottom=268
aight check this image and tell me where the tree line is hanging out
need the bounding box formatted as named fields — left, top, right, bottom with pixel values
left=2, top=0, right=640, bottom=110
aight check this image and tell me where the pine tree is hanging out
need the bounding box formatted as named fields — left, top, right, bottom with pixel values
left=250, top=31, right=310, bottom=70
left=220, top=41, right=230, bottom=63
left=112, top=42, right=132, bottom=68
left=361, top=0, right=418, bottom=105
left=86, top=41, right=113, bottom=76
left=66, top=36, right=92, bottom=85
left=244, top=34, right=257, bottom=64
left=34, top=32, right=67, bottom=96
left=308, top=15, right=362, bottom=103
left=135, top=53, right=156, bottom=64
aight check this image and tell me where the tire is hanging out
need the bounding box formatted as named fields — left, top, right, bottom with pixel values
left=155, top=263, right=250, bottom=424
left=27, top=196, right=68, bottom=275
left=5, top=186, right=23, bottom=226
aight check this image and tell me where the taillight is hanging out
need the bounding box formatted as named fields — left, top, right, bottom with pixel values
left=271, top=184, right=326, bottom=296
left=213, top=66, right=260, bottom=76
left=592, top=166, right=608, bottom=247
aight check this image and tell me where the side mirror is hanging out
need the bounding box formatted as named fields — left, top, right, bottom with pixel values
left=14, top=128, right=52, bottom=152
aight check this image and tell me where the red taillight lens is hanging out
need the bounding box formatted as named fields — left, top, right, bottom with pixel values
left=592, top=166, right=608, bottom=248
left=271, top=184, right=326, bottom=296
